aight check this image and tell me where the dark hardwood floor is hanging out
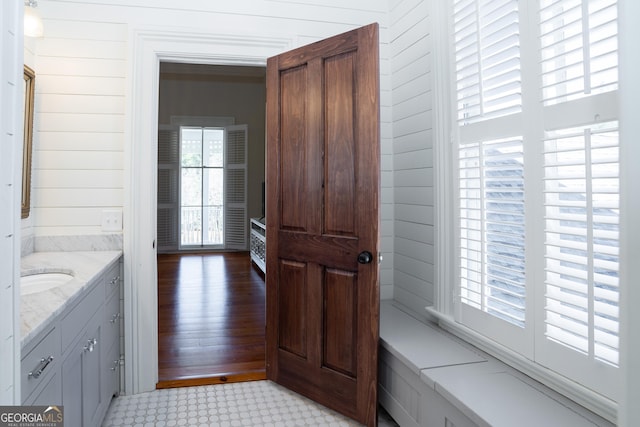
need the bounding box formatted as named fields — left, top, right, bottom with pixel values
left=157, top=252, right=266, bottom=388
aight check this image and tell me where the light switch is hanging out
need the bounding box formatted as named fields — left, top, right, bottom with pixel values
left=101, top=209, right=122, bottom=231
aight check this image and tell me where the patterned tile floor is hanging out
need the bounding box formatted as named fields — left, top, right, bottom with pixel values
left=102, top=380, right=399, bottom=427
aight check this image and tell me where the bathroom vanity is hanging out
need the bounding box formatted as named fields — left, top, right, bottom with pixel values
left=20, top=251, right=122, bottom=427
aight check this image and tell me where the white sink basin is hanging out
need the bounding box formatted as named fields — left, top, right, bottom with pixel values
left=21, top=272, right=74, bottom=295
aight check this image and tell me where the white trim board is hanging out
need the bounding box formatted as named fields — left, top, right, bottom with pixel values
left=0, top=0, right=24, bottom=405
left=168, top=116, right=235, bottom=127
left=124, top=28, right=291, bottom=395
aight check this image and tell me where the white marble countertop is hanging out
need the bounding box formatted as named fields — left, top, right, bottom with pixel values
left=20, top=251, right=122, bottom=348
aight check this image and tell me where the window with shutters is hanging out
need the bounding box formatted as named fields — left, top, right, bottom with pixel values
left=445, top=0, right=619, bottom=405
left=176, top=125, right=248, bottom=250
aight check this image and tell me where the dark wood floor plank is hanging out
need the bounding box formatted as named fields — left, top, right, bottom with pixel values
left=157, top=252, right=266, bottom=387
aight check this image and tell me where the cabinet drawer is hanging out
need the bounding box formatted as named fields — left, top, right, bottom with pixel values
left=60, top=282, right=103, bottom=352
left=21, top=327, right=59, bottom=402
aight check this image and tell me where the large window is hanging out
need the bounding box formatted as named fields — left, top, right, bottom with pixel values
left=448, top=0, right=619, bottom=405
left=156, top=123, right=248, bottom=253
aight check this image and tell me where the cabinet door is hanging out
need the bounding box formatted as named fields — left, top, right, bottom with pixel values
left=103, top=339, right=120, bottom=400
left=25, top=372, right=61, bottom=406
left=62, top=314, right=104, bottom=427
left=82, top=322, right=103, bottom=427
left=62, top=343, right=83, bottom=427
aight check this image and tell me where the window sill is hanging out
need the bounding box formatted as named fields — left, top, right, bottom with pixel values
left=424, top=306, right=617, bottom=424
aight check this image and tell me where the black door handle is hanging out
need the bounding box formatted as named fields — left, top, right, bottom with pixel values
left=358, top=251, right=373, bottom=264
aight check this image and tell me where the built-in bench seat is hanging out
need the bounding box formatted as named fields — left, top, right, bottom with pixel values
left=378, top=301, right=614, bottom=427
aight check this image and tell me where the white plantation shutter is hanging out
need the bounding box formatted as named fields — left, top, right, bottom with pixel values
left=449, top=0, right=620, bottom=402
left=537, top=0, right=620, bottom=401
left=157, top=125, right=180, bottom=252
left=539, top=122, right=620, bottom=398
left=540, top=0, right=618, bottom=105
left=459, top=137, right=526, bottom=326
left=453, top=0, right=529, bottom=355
left=453, top=0, right=521, bottom=124
left=224, top=124, right=248, bottom=250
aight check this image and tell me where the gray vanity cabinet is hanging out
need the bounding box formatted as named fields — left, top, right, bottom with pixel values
left=61, top=261, right=121, bottom=427
left=21, top=255, right=122, bottom=427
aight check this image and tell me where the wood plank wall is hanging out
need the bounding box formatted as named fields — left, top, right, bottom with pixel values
left=389, top=0, right=435, bottom=314
left=31, top=18, right=126, bottom=236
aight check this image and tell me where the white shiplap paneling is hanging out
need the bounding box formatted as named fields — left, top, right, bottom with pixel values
left=36, top=131, right=122, bottom=151
left=390, top=0, right=434, bottom=317
left=35, top=151, right=123, bottom=171
left=31, top=19, right=126, bottom=236
left=36, top=57, right=126, bottom=78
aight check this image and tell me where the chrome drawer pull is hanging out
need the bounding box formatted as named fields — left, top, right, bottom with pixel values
left=110, top=360, right=119, bottom=371
left=28, top=356, right=54, bottom=379
left=109, top=313, right=121, bottom=323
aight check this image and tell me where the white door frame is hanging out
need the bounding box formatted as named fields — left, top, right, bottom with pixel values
left=125, top=28, right=290, bottom=394
left=1, top=0, right=23, bottom=405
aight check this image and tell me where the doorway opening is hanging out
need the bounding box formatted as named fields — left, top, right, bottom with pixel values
left=156, top=62, right=267, bottom=387
left=156, top=252, right=266, bottom=388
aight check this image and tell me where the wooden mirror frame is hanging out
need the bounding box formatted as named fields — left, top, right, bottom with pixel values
left=22, top=65, right=35, bottom=219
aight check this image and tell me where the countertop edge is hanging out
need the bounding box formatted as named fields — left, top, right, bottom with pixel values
left=20, top=251, right=123, bottom=349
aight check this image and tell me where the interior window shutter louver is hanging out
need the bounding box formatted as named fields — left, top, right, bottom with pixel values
left=455, top=0, right=526, bottom=333
left=224, top=124, right=248, bottom=250
left=459, top=137, right=526, bottom=326
left=540, top=0, right=618, bottom=105
left=543, top=123, right=620, bottom=366
left=157, top=126, right=180, bottom=252
left=454, top=0, right=521, bottom=124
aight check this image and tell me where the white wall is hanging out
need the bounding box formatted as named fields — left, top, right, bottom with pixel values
left=389, top=0, right=434, bottom=316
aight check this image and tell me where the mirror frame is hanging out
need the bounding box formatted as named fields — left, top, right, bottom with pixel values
left=22, top=65, right=35, bottom=219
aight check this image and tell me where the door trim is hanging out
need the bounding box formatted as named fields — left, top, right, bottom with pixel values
left=125, top=28, right=290, bottom=395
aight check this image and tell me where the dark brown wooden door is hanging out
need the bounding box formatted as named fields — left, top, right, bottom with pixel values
left=265, top=23, right=380, bottom=426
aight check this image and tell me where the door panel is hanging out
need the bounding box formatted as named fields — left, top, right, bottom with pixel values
left=280, top=66, right=310, bottom=232
left=323, top=268, right=357, bottom=377
left=266, top=23, right=380, bottom=426
left=325, top=52, right=357, bottom=237
left=277, top=260, right=307, bottom=358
